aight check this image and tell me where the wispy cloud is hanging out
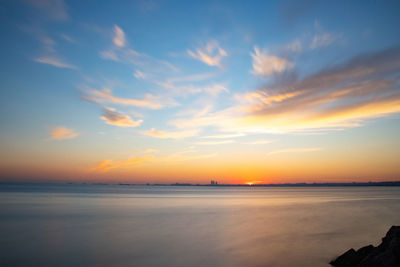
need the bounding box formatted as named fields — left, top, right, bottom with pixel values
left=82, top=88, right=176, bottom=109
left=194, top=140, right=235, bottom=145
left=99, top=25, right=178, bottom=74
left=244, top=139, right=277, bottom=145
left=92, top=156, right=152, bottom=172
left=310, top=33, right=336, bottom=49
left=100, top=47, right=178, bottom=73
left=237, top=90, right=301, bottom=106
left=244, top=46, right=400, bottom=130
left=285, top=39, right=302, bottom=52
left=174, top=104, right=214, bottom=118
left=251, top=46, right=293, bottom=76
left=112, top=25, right=126, bottom=47
left=310, top=21, right=338, bottom=49
left=60, top=33, right=76, bottom=44
left=39, top=36, right=55, bottom=46
left=133, top=70, right=147, bottom=79
left=158, top=80, right=229, bottom=97
left=203, top=84, right=229, bottom=96
left=171, top=46, right=400, bottom=134
left=49, top=126, right=78, bottom=140
left=25, top=23, right=76, bottom=70
left=141, top=128, right=199, bottom=139
left=34, top=56, right=76, bottom=69
left=170, top=108, right=232, bottom=131
left=162, top=151, right=218, bottom=162
left=100, top=50, right=119, bottom=61
left=188, top=40, right=227, bottom=68
left=101, top=107, right=143, bottom=127
left=164, top=72, right=216, bottom=84
left=268, top=147, right=322, bottom=155
left=201, top=133, right=245, bottom=139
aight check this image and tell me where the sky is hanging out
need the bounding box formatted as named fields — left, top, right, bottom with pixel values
left=0, top=0, right=400, bottom=184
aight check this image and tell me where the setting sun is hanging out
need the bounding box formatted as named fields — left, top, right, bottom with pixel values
left=246, top=181, right=264, bottom=186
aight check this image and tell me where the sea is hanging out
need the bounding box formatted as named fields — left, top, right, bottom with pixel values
left=1, top=183, right=399, bottom=267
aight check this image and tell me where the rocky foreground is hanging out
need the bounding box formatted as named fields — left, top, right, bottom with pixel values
left=330, top=226, right=400, bottom=267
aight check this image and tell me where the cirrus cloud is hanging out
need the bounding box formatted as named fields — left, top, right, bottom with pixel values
left=82, top=88, right=176, bottom=109
left=34, top=56, right=76, bottom=69
left=194, top=140, right=235, bottom=145
left=310, top=33, right=336, bottom=49
left=251, top=46, right=294, bottom=76
left=244, top=139, right=277, bottom=145
left=112, top=25, right=126, bottom=47
left=188, top=40, right=227, bottom=68
left=171, top=46, right=400, bottom=134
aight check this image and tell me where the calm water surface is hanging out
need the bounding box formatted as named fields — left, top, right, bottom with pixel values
left=1, top=184, right=399, bottom=267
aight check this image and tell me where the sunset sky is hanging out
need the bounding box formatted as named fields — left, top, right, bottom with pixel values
left=1, top=0, right=400, bottom=184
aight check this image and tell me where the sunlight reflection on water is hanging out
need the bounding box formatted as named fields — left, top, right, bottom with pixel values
left=1, top=184, right=399, bottom=267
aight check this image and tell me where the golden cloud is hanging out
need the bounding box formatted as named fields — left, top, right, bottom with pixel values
left=92, top=156, right=152, bottom=172
left=49, top=127, right=78, bottom=140
left=172, top=46, right=400, bottom=134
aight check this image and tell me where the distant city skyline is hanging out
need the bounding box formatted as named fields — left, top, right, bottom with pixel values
left=0, top=0, right=400, bottom=184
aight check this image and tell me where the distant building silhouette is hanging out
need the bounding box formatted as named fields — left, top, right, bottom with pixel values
left=210, top=180, right=218, bottom=185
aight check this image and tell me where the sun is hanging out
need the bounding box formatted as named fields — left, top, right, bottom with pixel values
left=245, top=180, right=263, bottom=186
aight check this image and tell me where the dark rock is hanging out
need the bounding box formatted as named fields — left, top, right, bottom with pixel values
left=330, top=226, right=400, bottom=267
left=330, top=248, right=358, bottom=267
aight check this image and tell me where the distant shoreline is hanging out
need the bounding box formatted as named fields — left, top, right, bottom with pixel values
left=1, top=181, right=400, bottom=187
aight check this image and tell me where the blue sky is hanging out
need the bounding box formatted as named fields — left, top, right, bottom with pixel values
left=0, top=0, right=400, bottom=183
